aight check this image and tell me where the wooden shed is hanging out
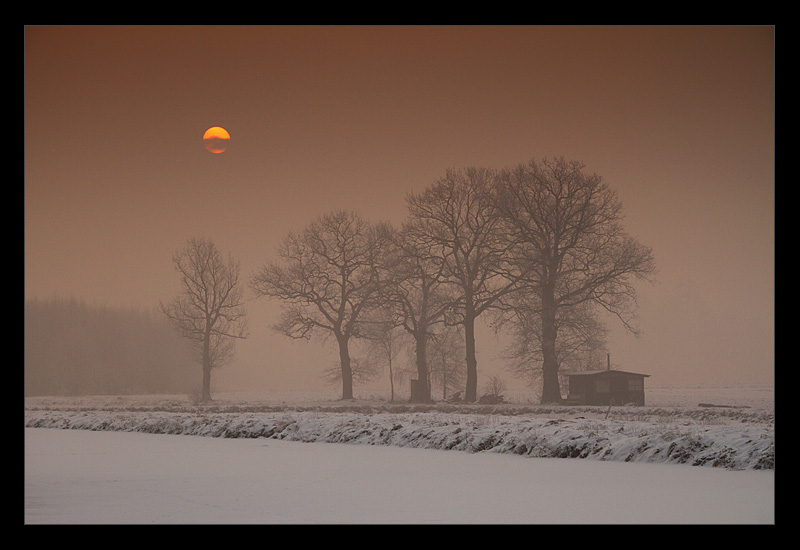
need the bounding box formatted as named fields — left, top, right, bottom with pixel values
left=565, top=369, right=650, bottom=406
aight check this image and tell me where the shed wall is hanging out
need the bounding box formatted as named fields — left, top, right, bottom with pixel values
left=567, top=373, right=647, bottom=406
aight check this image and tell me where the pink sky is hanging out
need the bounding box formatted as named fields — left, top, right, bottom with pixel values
left=25, top=26, right=774, bottom=391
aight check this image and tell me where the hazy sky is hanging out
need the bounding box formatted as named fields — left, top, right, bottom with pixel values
left=24, top=26, right=774, bottom=393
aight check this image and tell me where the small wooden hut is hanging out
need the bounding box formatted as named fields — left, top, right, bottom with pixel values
left=565, top=369, right=650, bottom=406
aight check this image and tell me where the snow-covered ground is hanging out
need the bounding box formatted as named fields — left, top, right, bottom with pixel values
left=24, top=383, right=775, bottom=524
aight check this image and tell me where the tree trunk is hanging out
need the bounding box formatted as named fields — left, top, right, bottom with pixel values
left=412, top=328, right=431, bottom=403
left=201, top=330, right=212, bottom=402
left=337, top=334, right=354, bottom=400
left=540, top=284, right=562, bottom=404
left=388, top=358, right=395, bottom=403
left=202, top=366, right=212, bottom=402
left=464, top=312, right=478, bottom=402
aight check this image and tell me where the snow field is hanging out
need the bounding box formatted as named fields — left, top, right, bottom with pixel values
left=24, top=385, right=775, bottom=523
left=25, top=427, right=774, bottom=524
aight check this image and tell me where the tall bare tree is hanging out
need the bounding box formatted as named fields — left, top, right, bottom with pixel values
left=497, top=157, right=656, bottom=403
left=250, top=210, right=388, bottom=400
left=496, top=293, right=609, bottom=397
left=160, top=238, right=248, bottom=402
left=406, top=167, right=519, bottom=402
left=380, top=221, right=453, bottom=402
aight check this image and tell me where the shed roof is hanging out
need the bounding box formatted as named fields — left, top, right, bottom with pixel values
left=567, top=369, right=650, bottom=378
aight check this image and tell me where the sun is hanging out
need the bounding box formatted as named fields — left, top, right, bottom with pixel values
left=203, top=126, right=230, bottom=154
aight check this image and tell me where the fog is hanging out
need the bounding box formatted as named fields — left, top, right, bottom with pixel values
left=24, top=26, right=774, bottom=397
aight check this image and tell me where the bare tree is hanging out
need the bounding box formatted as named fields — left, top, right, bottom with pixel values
left=160, top=238, right=248, bottom=402
left=380, top=221, right=453, bottom=402
left=497, top=295, right=608, bottom=397
left=427, top=326, right=465, bottom=401
left=249, top=210, right=389, bottom=400
left=406, top=167, right=520, bottom=402
left=359, top=306, right=406, bottom=402
left=496, top=158, right=656, bottom=403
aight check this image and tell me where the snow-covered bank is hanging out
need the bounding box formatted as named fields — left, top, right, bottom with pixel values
left=24, top=409, right=774, bottom=470
left=24, top=385, right=774, bottom=471
left=25, top=427, right=775, bottom=524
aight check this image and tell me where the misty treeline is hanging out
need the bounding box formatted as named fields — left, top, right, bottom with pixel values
left=25, top=297, right=195, bottom=397
left=249, top=157, right=656, bottom=404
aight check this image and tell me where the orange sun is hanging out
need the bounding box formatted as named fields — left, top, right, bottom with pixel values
left=203, top=126, right=230, bottom=154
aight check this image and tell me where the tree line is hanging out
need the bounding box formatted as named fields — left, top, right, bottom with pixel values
left=25, top=297, right=196, bottom=396
left=161, top=157, right=656, bottom=403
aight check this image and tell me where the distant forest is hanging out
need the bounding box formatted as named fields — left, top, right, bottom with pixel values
left=25, top=298, right=196, bottom=396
